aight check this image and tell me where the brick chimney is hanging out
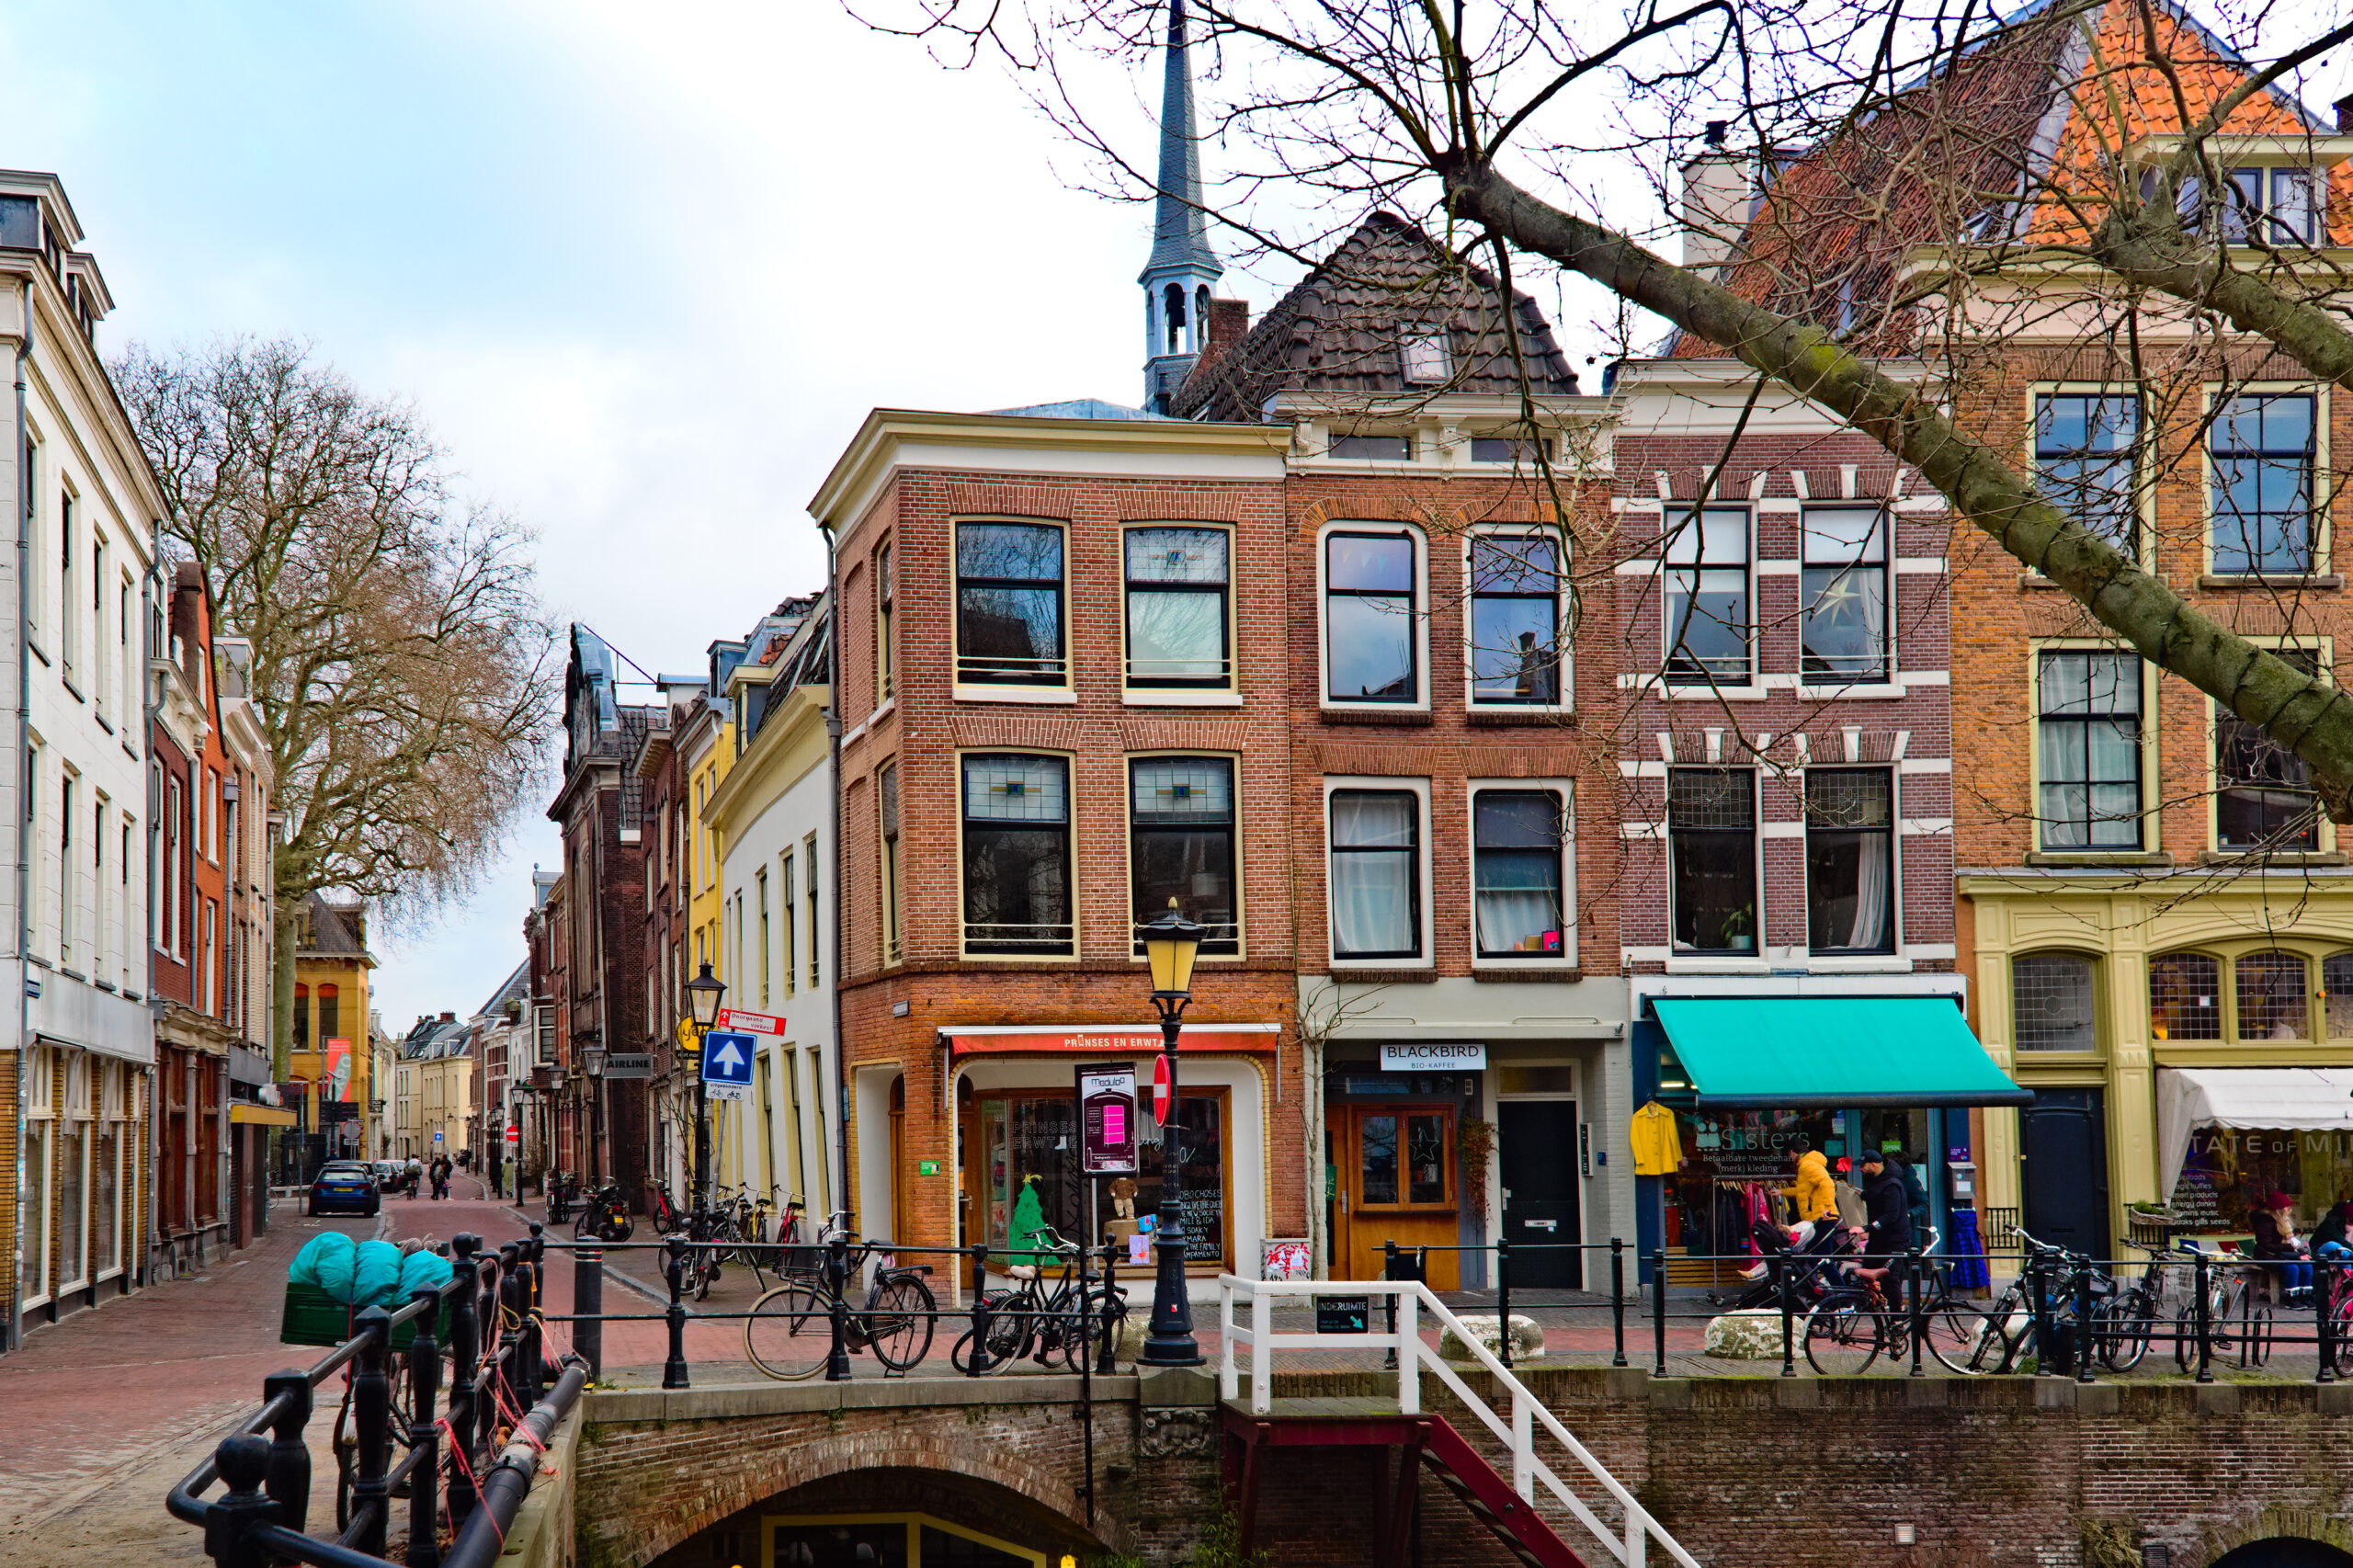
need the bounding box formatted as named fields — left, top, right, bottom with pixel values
left=439, top=1011, right=457, bottom=1023
left=1201, top=297, right=1250, bottom=365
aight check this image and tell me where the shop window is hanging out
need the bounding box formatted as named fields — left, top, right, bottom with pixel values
left=2033, top=393, right=2140, bottom=553
left=2217, top=650, right=2321, bottom=852
left=1358, top=1109, right=1452, bottom=1208
left=960, top=754, right=1072, bottom=956
left=1129, top=757, right=1238, bottom=954
left=954, top=521, right=1065, bottom=686
left=1124, top=527, right=1231, bottom=687
left=1803, top=768, right=1893, bottom=953
left=2326, top=952, right=2353, bottom=1039
left=1669, top=768, right=1756, bottom=954
left=969, top=1088, right=1228, bottom=1267
left=1467, top=532, right=1564, bottom=706
left=2012, top=952, right=2097, bottom=1051
left=2037, top=650, right=2143, bottom=849
left=1472, top=789, right=1565, bottom=958
left=1801, top=506, right=1888, bottom=684
left=1324, top=530, right=1420, bottom=704
left=1329, top=789, right=1422, bottom=960
left=1662, top=506, right=1750, bottom=684
left=2236, top=951, right=2310, bottom=1040
left=2150, top=951, right=2222, bottom=1040
left=2211, top=392, right=2315, bottom=574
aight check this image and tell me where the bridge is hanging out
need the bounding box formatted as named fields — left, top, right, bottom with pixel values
left=158, top=1233, right=2353, bottom=1568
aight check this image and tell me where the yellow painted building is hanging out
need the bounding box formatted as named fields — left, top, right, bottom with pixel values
left=289, top=894, right=379, bottom=1159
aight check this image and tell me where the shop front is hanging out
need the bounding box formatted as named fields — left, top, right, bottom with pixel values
left=899, top=1025, right=1282, bottom=1290
left=1629, top=985, right=2031, bottom=1281
left=2156, top=1067, right=2353, bottom=1243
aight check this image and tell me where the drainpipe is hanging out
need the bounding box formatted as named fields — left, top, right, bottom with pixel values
left=824, top=529, right=849, bottom=1226
left=7, top=280, right=30, bottom=1353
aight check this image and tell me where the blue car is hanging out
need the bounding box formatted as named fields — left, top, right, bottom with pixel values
left=308, top=1161, right=381, bottom=1218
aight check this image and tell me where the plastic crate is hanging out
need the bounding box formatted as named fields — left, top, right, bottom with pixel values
left=280, top=1280, right=450, bottom=1352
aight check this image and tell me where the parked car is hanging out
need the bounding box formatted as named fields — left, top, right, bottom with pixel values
left=369, top=1160, right=403, bottom=1189
left=309, top=1161, right=381, bottom=1218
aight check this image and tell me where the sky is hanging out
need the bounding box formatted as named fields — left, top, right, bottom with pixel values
left=0, top=1, right=1230, bottom=1034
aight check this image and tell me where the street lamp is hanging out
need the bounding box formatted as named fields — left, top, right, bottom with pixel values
left=1138, top=899, right=1205, bottom=1367
left=684, top=961, right=727, bottom=1214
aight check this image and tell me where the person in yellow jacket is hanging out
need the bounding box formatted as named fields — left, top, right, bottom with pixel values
left=1779, top=1138, right=1837, bottom=1223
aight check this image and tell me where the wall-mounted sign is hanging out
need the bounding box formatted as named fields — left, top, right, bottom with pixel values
left=717, top=1007, right=786, bottom=1037
left=1315, top=1295, right=1370, bottom=1334
left=1077, top=1062, right=1139, bottom=1176
left=917, top=1159, right=942, bottom=1176
left=1380, top=1043, right=1486, bottom=1073
left=602, top=1052, right=654, bottom=1080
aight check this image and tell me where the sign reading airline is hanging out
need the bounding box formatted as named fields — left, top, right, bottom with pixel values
left=1379, top=1042, right=1487, bottom=1073
left=699, top=1030, right=757, bottom=1101
left=717, top=1007, right=786, bottom=1037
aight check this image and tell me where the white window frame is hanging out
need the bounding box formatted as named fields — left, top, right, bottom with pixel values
left=1318, top=520, right=1430, bottom=714
left=1323, top=775, right=1434, bottom=970
left=1462, top=527, right=1572, bottom=715
left=1799, top=504, right=1893, bottom=688
left=1659, top=504, right=1755, bottom=691
left=1466, top=778, right=1576, bottom=969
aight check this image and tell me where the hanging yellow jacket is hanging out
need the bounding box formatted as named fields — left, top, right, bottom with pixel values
left=1630, top=1101, right=1683, bottom=1176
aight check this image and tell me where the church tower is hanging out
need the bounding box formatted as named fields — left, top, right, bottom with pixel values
left=1140, top=0, right=1222, bottom=414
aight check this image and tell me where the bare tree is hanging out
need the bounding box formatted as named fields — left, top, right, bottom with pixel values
left=113, top=339, right=558, bottom=1071
left=866, top=0, right=2353, bottom=822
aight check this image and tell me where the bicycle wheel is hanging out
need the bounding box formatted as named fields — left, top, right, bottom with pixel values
left=863, top=1276, right=938, bottom=1371
left=745, top=1283, right=835, bottom=1381
left=1920, top=1301, right=1995, bottom=1374
left=1802, top=1300, right=1884, bottom=1376
left=2241, top=1298, right=2275, bottom=1369
left=2174, top=1303, right=2202, bottom=1372
left=2095, top=1297, right=2152, bottom=1372
left=572, top=1204, right=597, bottom=1242
left=949, top=1290, right=1031, bottom=1374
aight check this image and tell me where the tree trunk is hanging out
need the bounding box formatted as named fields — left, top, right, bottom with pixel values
left=1446, top=160, right=2353, bottom=819
left=271, top=892, right=299, bottom=1082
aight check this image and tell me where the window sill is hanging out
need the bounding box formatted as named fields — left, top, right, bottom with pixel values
left=1465, top=708, right=1574, bottom=727
left=1318, top=708, right=1433, bottom=727
left=2025, top=851, right=2171, bottom=868
left=95, top=712, right=111, bottom=735
left=1663, top=956, right=1770, bottom=974
left=60, top=674, right=82, bottom=703
left=28, top=954, right=51, bottom=970
left=2199, top=573, right=2341, bottom=590
left=1802, top=954, right=1911, bottom=973
left=2200, top=849, right=2348, bottom=868
left=1123, top=689, right=1243, bottom=708
left=952, top=684, right=1076, bottom=705
left=59, top=966, right=85, bottom=982
left=1471, top=966, right=1586, bottom=982
left=1319, top=967, right=1439, bottom=983
left=1791, top=683, right=1903, bottom=701
left=1653, top=681, right=1766, bottom=701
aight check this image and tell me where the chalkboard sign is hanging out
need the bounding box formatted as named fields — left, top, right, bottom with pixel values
left=1317, top=1295, right=1371, bottom=1333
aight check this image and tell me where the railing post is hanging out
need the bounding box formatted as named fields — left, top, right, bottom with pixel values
left=575, top=1244, right=604, bottom=1381
left=1776, top=1253, right=1795, bottom=1379
left=1650, top=1249, right=1668, bottom=1378
left=1908, top=1250, right=1927, bottom=1378
left=1610, top=1238, right=1628, bottom=1369
left=259, top=1370, right=313, bottom=1539
left=1510, top=1390, right=1533, bottom=1503
left=1251, top=1285, right=1271, bottom=1416
left=2075, top=1255, right=2096, bottom=1385
left=1495, top=1237, right=1513, bottom=1371
left=1396, top=1287, right=1420, bottom=1415
left=446, top=1238, right=482, bottom=1526
left=349, top=1307, right=394, bottom=1560
left=825, top=1233, right=854, bottom=1382
left=1096, top=1246, right=1120, bottom=1376
left=405, top=1288, right=443, bottom=1568
left=663, top=1240, right=691, bottom=1390
left=2026, top=1251, right=2049, bottom=1377
left=202, top=1432, right=278, bottom=1568
left=1381, top=1241, right=1400, bottom=1372
left=969, top=1288, right=995, bottom=1377
left=2320, top=1261, right=2336, bottom=1386
left=1219, top=1279, right=1236, bottom=1402
left=2195, top=1249, right=2215, bottom=1384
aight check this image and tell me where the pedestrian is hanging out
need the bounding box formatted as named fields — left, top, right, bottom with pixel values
left=1892, top=1150, right=1933, bottom=1245
left=2252, top=1190, right=2313, bottom=1301
left=2314, top=1193, right=2353, bottom=1254
left=430, top=1153, right=453, bottom=1200
left=404, top=1155, right=424, bottom=1199
left=1777, top=1136, right=1837, bottom=1226
left=1857, top=1148, right=1913, bottom=1260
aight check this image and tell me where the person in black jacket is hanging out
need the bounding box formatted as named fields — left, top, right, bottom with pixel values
left=1857, top=1149, right=1914, bottom=1259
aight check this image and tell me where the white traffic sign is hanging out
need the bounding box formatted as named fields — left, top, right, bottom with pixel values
left=716, top=1006, right=785, bottom=1037
left=700, top=1029, right=756, bottom=1102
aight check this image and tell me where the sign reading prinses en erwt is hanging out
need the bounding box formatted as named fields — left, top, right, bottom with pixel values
left=699, top=1030, right=756, bottom=1101
left=1379, top=1042, right=1487, bottom=1072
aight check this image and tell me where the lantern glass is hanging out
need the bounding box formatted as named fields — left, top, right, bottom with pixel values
left=685, top=961, right=727, bottom=1029
left=1140, top=900, right=1205, bottom=995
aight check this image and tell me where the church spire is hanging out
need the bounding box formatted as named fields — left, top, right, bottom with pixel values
left=1140, top=0, right=1223, bottom=413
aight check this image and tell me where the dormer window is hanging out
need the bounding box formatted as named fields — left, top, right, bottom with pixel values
left=2143, top=165, right=2319, bottom=244
left=0, top=196, right=38, bottom=251
left=1402, top=333, right=1452, bottom=384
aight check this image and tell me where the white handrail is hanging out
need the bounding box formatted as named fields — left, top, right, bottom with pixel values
left=1217, top=1275, right=1702, bottom=1568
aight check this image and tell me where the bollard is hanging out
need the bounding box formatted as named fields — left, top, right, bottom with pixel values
left=575, top=1244, right=605, bottom=1381
left=969, top=1290, right=995, bottom=1376
left=2194, top=1248, right=2214, bottom=1384
left=405, top=1288, right=443, bottom=1568
left=1651, top=1248, right=1668, bottom=1378
left=1776, top=1253, right=1795, bottom=1379
left=1495, top=1237, right=1513, bottom=1371
left=259, top=1370, right=313, bottom=1539
left=349, top=1308, right=394, bottom=1560
left=203, top=1432, right=279, bottom=1568
left=1382, top=1242, right=1400, bottom=1372
left=1610, top=1238, right=1628, bottom=1369
left=664, top=1240, right=691, bottom=1390
left=825, top=1233, right=854, bottom=1382
left=1096, top=1247, right=1120, bottom=1377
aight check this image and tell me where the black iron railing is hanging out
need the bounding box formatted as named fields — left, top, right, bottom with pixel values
left=165, top=1225, right=587, bottom=1568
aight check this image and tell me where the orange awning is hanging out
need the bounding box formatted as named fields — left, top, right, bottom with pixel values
left=943, top=1024, right=1279, bottom=1056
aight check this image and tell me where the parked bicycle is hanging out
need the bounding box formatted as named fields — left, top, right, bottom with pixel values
left=1947, top=1231, right=2100, bottom=1374
left=743, top=1233, right=938, bottom=1380
left=950, top=1227, right=1126, bottom=1376
left=2172, top=1237, right=2272, bottom=1372
left=1800, top=1230, right=1990, bottom=1375
left=2085, top=1237, right=2193, bottom=1372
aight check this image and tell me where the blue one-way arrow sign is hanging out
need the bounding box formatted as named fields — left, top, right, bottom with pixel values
left=700, top=1030, right=756, bottom=1101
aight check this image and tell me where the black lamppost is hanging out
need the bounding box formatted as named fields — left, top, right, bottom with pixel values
left=684, top=962, right=727, bottom=1215
left=1138, top=900, right=1205, bottom=1368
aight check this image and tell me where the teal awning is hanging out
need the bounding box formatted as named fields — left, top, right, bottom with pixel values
left=1652, top=995, right=2032, bottom=1109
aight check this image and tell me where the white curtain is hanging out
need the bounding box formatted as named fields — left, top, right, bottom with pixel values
left=1333, top=793, right=1416, bottom=954
left=1846, top=838, right=1891, bottom=949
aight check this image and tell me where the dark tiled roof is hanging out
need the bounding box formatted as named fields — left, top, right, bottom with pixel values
left=1172, top=211, right=1578, bottom=422
left=303, top=893, right=368, bottom=956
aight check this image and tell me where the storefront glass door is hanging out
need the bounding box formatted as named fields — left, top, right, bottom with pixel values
left=1335, top=1103, right=1461, bottom=1288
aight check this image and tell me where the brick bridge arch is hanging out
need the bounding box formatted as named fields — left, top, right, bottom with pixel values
left=2193, top=1514, right=2353, bottom=1568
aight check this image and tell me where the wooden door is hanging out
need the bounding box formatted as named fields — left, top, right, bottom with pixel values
left=1336, top=1104, right=1461, bottom=1289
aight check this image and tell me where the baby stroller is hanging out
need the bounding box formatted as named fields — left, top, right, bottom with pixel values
left=1710, top=1218, right=1857, bottom=1310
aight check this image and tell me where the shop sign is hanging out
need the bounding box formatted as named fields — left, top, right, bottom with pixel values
left=602, top=1053, right=654, bottom=1080
left=1078, top=1062, right=1139, bottom=1175
left=917, top=1160, right=942, bottom=1176
left=1316, top=1295, right=1370, bottom=1334
left=944, top=1026, right=1279, bottom=1055
left=1380, top=1043, right=1486, bottom=1072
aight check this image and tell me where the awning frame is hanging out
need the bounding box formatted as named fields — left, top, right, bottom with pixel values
left=1652, top=994, right=2034, bottom=1111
